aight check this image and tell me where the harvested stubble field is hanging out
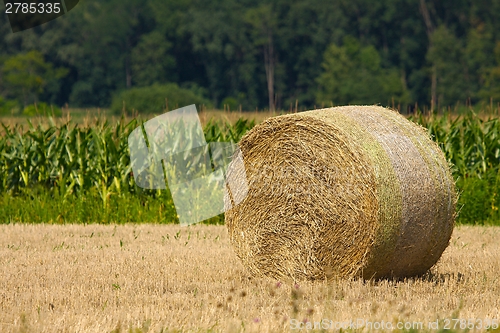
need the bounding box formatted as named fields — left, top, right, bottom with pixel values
left=1, top=224, right=499, bottom=333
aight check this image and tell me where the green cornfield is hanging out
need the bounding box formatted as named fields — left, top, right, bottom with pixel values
left=0, top=111, right=498, bottom=224
left=0, top=117, right=254, bottom=223
left=412, top=111, right=500, bottom=224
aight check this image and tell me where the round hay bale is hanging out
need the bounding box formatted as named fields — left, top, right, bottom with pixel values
left=224, top=105, right=456, bottom=280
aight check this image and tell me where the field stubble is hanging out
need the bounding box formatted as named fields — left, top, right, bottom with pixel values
left=0, top=224, right=499, bottom=332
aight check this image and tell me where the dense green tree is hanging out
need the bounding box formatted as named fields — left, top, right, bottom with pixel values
left=479, top=42, right=500, bottom=102
left=426, top=26, right=468, bottom=108
left=67, top=0, right=155, bottom=107
left=316, top=37, right=409, bottom=106
left=244, top=4, right=278, bottom=111
left=1, top=50, right=67, bottom=106
left=186, top=0, right=262, bottom=109
left=131, top=31, right=176, bottom=87
left=1, top=0, right=500, bottom=111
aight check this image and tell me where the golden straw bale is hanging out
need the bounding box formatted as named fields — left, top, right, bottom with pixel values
left=225, top=105, right=456, bottom=280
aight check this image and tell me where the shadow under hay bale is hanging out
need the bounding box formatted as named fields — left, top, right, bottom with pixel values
left=225, top=105, right=456, bottom=281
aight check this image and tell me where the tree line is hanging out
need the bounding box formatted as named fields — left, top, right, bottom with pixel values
left=1, top=0, right=500, bottom=113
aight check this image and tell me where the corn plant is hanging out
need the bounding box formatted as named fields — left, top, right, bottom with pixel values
left=1, top=111, right=498, bottom=224
left=0, top=116, right=254, bottom=196
left=412, top=111, right=500, bottom=179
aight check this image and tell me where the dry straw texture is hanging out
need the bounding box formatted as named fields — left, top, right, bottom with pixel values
left=1, top=224, right=499, bottom=333
left=225, top=105, right=457, bottom=281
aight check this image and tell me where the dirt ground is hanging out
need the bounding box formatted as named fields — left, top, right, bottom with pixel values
left=0, top=224, right=499, bottom=333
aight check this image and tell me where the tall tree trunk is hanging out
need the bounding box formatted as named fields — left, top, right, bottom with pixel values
left=431, top=65, right=437, bottom=111
left=419, top=0, right=433, bottom=37
left=264, top=32, right=275, bottom=112
left=419, top=0, right=436, bottom=108
left=125, top=37, right=132, bottom=88
left=125, top=56, right=132, bottom=88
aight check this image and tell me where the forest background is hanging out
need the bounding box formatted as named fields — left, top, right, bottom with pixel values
left=1, top=0, right=500, bottom=114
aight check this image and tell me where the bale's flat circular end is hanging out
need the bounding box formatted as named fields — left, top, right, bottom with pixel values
left=225, top=106, right=456, bottom=281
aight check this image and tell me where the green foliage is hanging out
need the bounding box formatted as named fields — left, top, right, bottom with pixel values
left=0, top=110, right=498, bottom=225
left=412, top=110, right=500, bottom=224
left=2, top=0, right=500, bottom=110
left=220, top=96, right=240, bottom=111
left=0, top=118, right=134, bottom=196
left=479, top=42, right=500, bottom=102
left=22, top=102, right=62, bottom=117
left=456, top=169, right=500, bottom=224
left=427, top=26, right=468, bottom=106
left=413, top=111, right=500, bottom=180
left=131, top=31, right=177, bottom=87
left=1, top=51, right=68, bottom=106
left=0, top=187, right=181, bottom=224
left=110, top=84, right=212, bottom=115
left=203, top=118, right=255, bottom=143
left=316, top=37, right=409, bottom=106
left=0, top=116, right=252, bottom=223
left=0, top=97, right=20, bottom=116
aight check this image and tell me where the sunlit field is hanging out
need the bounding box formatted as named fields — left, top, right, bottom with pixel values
left=0, top=224, right=499, bottom=333
left=3, top=0, right=500, bottom=331
left=0, top=108, right=279, bottom=129
left=1, top=108, right=499, bottom=332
